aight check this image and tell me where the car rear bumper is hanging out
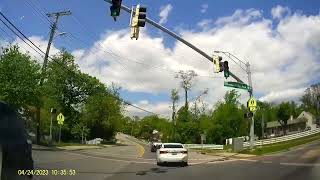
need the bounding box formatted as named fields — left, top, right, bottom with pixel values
left=157, top=154, right=188, bottom=163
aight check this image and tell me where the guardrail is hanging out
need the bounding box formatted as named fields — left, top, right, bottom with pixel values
left=243, top=128, right=320, bottom=148
left=184, top=144, right=224, bottom=150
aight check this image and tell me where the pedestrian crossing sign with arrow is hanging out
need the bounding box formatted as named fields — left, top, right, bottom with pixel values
left=247, top=97, right=257, bottom=112
left=57, top=113, right=64, bottom=125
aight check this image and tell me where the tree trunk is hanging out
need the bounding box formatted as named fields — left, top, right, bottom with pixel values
left=185, top=89, right=188, bottom=110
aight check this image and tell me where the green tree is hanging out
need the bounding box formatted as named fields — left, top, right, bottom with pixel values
left=300, top=83, right=320, bottom=117
left=71, top=123, right=90, bottom=143
left=277, top=102, right=291, bottom=135
left=175, top=70, right=197, bottom=110
left=0, top=45, right=41, bottom=108
left=81, top=90, right=123, bottom=140
left=43, top=49, right=107, bottom=141
left=207, top=90, right=247, bottom=144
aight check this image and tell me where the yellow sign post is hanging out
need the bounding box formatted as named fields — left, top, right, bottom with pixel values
left=57, top=113, right=64, bottom=143
left=247, top=97, right=257, bottom=112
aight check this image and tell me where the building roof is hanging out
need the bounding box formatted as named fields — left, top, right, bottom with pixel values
left=266, top=117, right=308, bottom=128
left=266, top=111, right=316, bottom=128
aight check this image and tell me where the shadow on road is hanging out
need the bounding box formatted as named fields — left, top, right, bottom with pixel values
left=76, top=166, right=186, bottom=176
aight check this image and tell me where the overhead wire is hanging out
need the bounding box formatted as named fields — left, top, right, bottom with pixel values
left=0, top=11, right=159, bottom=116
left=23, top=0, right=53, bottom=26
left=19, top=2, right=161, bottom=115
left=68, top=14, right=222, bottom=79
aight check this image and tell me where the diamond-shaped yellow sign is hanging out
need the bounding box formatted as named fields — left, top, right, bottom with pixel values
left=57, top=113, right=64, bottom=125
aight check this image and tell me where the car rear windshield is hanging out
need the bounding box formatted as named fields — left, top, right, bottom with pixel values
left=163, top=144, right=183, bottom=148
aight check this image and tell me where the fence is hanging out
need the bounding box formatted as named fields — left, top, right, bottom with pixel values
left=243, top=128, right=320, bottom=148
left=184, top=144, right=224, bottom=150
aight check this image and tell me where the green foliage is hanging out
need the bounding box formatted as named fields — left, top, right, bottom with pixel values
left=3, top=43, right=318, bottom=145
left=0, top=45, right=41, bottom=108
left=71, top=123, right=90, bottom=141
left=300, top=83, right=320, bottom=117
left=81, top=90, right=123, bottom=140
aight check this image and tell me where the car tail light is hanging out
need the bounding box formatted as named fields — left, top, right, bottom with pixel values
left=181, top=150, right=188, bottom=154
left=160, top=150, right=168, bottom=154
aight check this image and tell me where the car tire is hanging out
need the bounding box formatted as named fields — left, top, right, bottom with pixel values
left=182, top=162, right=188, bottom=167
left=157, top=162, right=162, bottom=166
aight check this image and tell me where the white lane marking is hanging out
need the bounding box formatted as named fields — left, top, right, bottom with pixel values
left=206, top=159, right=238, bottom=164
left=237, top=159, right=258, bottom=162
left=280, top=162, right=320, bottom=167
left=262, top=161, right=273, bottom=163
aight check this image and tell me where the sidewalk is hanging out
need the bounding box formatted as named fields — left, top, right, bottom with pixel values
left=198, top=151, right=256, bottom=159
left=190, top=149, right=256, bottom=159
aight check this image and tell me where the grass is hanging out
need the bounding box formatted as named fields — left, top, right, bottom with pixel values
left=241, top=133, right=320, bottom=155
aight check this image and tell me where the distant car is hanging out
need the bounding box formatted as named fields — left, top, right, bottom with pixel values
left=150, top=142, right=162, bottom=152
left=156, top=143, right=188, bottom=166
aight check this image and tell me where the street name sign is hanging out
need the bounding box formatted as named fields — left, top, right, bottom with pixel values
left=224, top=81, right=251, bottom=91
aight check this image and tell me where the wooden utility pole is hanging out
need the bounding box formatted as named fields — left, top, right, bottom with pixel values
left=36, top=10, right=71, bottom=144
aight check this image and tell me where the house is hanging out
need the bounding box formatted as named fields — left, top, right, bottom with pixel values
left=265, top=111, right=317, bottom=137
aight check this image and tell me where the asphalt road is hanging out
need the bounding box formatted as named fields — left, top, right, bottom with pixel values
left=31, top=137, right=320, bottom=180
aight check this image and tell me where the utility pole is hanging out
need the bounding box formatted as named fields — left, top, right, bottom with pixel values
left=261, top=112, right=264, bottom=146
left=246, top=62, right=255, bottom=149
left=49, top=108, right=56, bottom=145
left=35, top=10, right=71, bottom=144
left=172, top=103, right=176, bottom=141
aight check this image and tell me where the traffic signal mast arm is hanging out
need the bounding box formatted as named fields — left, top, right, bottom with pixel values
left=104, top=0, right=245, bottom=84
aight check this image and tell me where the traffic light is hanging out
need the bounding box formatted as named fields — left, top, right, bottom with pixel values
left=213, top=55, right=222, bottom=73
left=223, top=61, right=229, bottom=78
left=137, top=6, right=147, bottom=27
left=130, top=4, right=147, bottom=40
left=244, top=112, right=253, bottom=118
left=132, top=5, right=147, bottom=27
left=110, top=0, right=122, bottom=21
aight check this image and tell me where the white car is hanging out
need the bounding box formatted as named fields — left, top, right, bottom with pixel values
left=156, top=143, right=188, bottom=166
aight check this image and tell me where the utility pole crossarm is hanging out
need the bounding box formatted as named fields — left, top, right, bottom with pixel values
left=47, top=10, right=72, bottom=17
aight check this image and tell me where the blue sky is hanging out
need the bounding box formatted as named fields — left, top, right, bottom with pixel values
left=0, top=0, right=319, bottom=117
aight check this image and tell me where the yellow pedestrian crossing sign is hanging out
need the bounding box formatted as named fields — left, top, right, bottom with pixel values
left=247, top=97, right=257, bottom=112
left=57, top=113, right=64, bottom=125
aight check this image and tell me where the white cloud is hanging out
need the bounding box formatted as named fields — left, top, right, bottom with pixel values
left=159, top=4, right=173, bottom=24
left=197, top=19, right=213, bottom=29
left=215, top=9, right=262, bottom=26
left=259, top=87, right=306, bottom=103
left=271, top=5, right=290, bottom=19
left=200, top=4, right=209, bottom=13
left=13, top=36, right=60, bottom=64
left=73, top=6, right=320, bottom=116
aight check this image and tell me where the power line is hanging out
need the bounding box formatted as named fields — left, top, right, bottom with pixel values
left=0, top=11, right=159, bottom=116
left=0, top=24, right=43, bottom=60
left=67, top=14, right=221, bottom=79
left=18, top=2, right=172, bottom=113
left=0, top=12, right=46, bottom=55
left=0, top=18, right=44, bottom=57
left=23, top=0, right=53, bottom=26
